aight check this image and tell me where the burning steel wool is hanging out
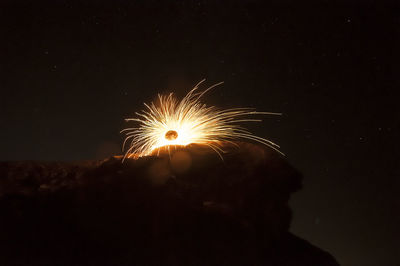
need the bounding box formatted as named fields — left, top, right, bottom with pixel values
left=121, top=80, right=282, bottom=159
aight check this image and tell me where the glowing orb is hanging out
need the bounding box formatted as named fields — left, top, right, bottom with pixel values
left=165, top=130, right=178, bottom=141
left=121, top=79, right=283, bottom=160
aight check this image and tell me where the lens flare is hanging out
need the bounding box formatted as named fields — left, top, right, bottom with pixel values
left=121, top=80, right=283, bottom=160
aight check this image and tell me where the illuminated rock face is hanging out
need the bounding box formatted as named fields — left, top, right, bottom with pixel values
left=0, top=142, right=338, bottom=266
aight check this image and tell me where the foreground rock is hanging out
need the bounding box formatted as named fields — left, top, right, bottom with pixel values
left=0, top=142, right=338, bottom=265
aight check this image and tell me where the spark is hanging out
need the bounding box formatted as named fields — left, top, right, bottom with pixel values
left=121, top=80, right=283, bottom=160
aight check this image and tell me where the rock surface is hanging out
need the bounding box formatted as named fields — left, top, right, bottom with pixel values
left=0, top=142, right=339, bottom=265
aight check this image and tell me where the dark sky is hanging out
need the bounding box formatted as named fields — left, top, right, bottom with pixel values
left=0, top=1, right=398, bottom=265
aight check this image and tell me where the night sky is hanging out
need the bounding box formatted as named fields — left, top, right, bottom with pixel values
left=0, top=1, right=398, bottom=265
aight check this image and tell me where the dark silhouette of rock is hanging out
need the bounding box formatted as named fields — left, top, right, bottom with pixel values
left=0, top=142, right=339, bottom=265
